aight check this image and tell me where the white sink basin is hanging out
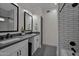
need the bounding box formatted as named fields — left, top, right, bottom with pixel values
left=20, top=34, right=36, bottom=39
left=26, top=33, right=36, bottom=36
left=0, top=38, right=21, bottom=44
left=31, top=34, right=36, bottom=36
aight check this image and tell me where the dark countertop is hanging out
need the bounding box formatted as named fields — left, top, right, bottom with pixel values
left=0, top=32, right=40, bottom=50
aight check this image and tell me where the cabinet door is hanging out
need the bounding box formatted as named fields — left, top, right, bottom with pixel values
left=36, top=35, right=40, bottom=48
left=34, top=37, right=37, bottom=53
left=9, top=50, right=18, bottom=56
left=20, top=40, right=28, bottom=56
left=10, top=39, right=28, bottom=56
left=35, top=37, right=39, bottom=50
left=20, top=45, right=28, bottom=56
left=33, top=35, right=40, bottom=53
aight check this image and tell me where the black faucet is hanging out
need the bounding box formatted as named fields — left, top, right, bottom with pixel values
left=5, top=33, right=10, bottom=39
left=0, top=36, right=4, bottom=40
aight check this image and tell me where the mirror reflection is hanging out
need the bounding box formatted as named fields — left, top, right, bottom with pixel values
left=24, top=12, right=33, bottom=32
left=0, top=3, right=18, bottom=32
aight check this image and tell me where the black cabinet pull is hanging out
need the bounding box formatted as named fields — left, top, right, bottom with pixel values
left=17, top=52, right=19, bottom=56
left=72, top=53, right=75, bottom=56
left=19, top=50, right=21, bottom=56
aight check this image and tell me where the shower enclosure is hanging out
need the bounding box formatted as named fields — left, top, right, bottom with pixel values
left=58, top=3, right=79, bottom=56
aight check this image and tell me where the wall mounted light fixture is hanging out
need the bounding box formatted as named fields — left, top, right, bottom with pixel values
left=0, top=17, right=5, bottom=21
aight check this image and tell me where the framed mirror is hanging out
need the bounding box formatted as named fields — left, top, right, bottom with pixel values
left=0, top=3, right=19, bottom=32
left=24, top=12, right=33, bottom=33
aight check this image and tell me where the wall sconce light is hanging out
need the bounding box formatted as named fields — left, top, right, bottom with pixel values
left=0, top=17, right=5, bottom=21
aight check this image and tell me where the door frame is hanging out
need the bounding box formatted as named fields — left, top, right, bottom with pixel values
left=41, top=16, right=43, bottom=46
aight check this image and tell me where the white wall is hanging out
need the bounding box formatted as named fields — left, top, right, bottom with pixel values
left=43, top=9, right=58, bottom=46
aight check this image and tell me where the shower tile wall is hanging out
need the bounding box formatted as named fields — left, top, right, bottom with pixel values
left=58, top=3, right=79, bottom=53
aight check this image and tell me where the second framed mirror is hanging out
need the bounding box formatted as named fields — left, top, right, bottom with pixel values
left=24, top=12, right=33, bottom=33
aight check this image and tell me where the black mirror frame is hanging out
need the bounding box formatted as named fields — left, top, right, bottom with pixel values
left=24, top=11, right=33, bottom=32
left=0, top=3, right=19, bottom=33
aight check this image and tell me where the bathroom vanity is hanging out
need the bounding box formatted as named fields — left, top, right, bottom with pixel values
left=0, top=32, right=40, bottom=56
left=0, top=3, right=41, bottom=56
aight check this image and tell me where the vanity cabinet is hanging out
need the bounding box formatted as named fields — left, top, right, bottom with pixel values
left=33, top=35, right=40, bottom=52
left=0, top=39, right=28, bottom=56
left=32, top=35, right=40, bottom=55
left=28, top=34, right=40, bottom=55
left=0, top=34, right=41, bottom=56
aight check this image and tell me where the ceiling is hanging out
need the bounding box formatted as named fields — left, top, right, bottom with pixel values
left=0, top=3, right=15, bottom=11
left=18, top=3, right=58, bottom=14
